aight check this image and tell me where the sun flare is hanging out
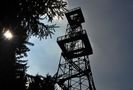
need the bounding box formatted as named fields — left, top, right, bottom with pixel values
left=4, top=30, right=13, bottom=40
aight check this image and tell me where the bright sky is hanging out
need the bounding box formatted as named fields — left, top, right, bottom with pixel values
left=25, top=0, right=133, bottom=90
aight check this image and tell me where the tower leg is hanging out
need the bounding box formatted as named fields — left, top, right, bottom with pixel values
left=56, top=55, right=96, bottom=90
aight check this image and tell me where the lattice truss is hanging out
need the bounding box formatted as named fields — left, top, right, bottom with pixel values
left=56, top=55, right=95, bottom=90
left=55, top=7, right=96, bottom=90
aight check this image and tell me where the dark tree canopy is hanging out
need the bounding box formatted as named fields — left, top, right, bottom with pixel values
left=0, top=0, right=67, bottom=38
left=26, top=74, right=55, bottom=90
left=0, top=0, right=67, bottom=58
left=0, top=0, right=67, bottom=89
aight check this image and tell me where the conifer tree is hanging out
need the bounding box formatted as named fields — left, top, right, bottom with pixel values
left=0, top=0, right=67, bottom=89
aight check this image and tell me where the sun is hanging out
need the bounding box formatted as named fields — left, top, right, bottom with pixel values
left=4, top=30, right=13, bottom=40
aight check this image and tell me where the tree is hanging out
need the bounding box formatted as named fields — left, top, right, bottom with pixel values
left=27, top=74, right=55, bottom=90
left=0, top=0, right=67, bottom=57
left=0, top=0, right=67, bottom=90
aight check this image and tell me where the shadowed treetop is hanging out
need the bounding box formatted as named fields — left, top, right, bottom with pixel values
left=0, top=0, right=67, bottom=58
left=0, top=0, right=67, bottom=39
left=0, top=1, right=67, bottom=89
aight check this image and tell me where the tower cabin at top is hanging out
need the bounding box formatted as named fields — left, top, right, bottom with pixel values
left=57, top=7, right=93, bottom=59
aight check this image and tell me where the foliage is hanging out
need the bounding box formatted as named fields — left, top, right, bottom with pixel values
left=0, top=0, right=67, bottom=57
left=26, top=74, right=55, bottom=90
left=0, top=0, right=67, bottom=89
left=0, top=0, right=67, bottom=39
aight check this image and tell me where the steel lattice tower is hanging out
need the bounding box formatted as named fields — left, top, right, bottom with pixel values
left=55, top=8, right=96, bottom=90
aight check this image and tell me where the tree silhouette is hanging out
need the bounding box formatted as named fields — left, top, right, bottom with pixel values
left=26, top=74, right=55, bottom=90
left=0, top=0, right=67, bottom=90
